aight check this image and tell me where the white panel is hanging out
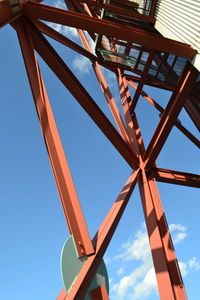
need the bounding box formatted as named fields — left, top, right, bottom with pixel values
left=155, top=0, right=200, bottom=70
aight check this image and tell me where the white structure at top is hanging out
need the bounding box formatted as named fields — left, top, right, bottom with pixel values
left=155, top=0, right=200, bottom=71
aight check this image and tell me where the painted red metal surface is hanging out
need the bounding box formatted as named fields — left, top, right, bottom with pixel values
left=116, top=71, right=187, bottom=299
left=90, top=285, right=109, bottom=300
left=129, top=80, right=200, bottom=148
left=56, top=289, right=66, bottom=300
left=144, top=62, right=199, bottom=170
left=152, top=167, right=200, bottom=188
left=0, top=0, right=21, bottom=28
left=22, top=1, right=197, bottom=58
left=130, top=51, right=155, bottom=112
left=25, top=19, right=137, bottom=168
left=16, top=19, right=94, bottom=257
left=33, top=20, right=97, bottom=62
left=63, top=170, right=139, bottom=299
left=74, top=27, right=132, bottom=147
left=80, top=0, right=156, bottom=23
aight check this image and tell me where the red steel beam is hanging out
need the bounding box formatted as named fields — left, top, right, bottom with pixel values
left=81, top=0, right=156, bottom=23
left=56, top=289, right=66, bottom=300
left=117, top=75, right=186, bottom=299
left=151, top=167, right=200, bottom=188
left=131, top=112, right=145, bottom=155
left=70, top=26, right=132, bottom=146
left=92, top=61, right=133, bottom=146
left=129, top=81, right=200, bottom=148
left=16, top=19, right=94, bottom=257
left=62, top=169, right=139, bottom=299
left=0, top=0, right=22, bottom=28
left=117, top=69, right=140, bottom=156
left=150, top=0, right=158, bottom=17
left=184, top=98, right=200, bottom=132
left=144, top=62, right=199, bottom=170
left=90, top=285, right=109, bottom=300
left=126, top=75, right=174, bottom=91
left=130, top=51, right=155, bottom=112
left=22, top=1, right=197, bottom=58
left=138, top=170, right=187, bottom=300
left=33, top=20, right=97, bottom=62
left=24, top=19, right=137, bottom=168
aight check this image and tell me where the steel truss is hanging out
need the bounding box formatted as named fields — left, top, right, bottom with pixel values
left=0, top=0, right=199, bottom=299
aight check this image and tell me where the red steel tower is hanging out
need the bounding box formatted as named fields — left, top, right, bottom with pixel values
left=0, top=0, right=199, bottom=299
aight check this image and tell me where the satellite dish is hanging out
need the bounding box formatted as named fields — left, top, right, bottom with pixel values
left=61, top=236, right=109, bottom=299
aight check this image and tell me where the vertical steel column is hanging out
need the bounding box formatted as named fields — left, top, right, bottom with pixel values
left=117, top=72, right=187, bottom=299
left=16, top=19, right=94, bottom=257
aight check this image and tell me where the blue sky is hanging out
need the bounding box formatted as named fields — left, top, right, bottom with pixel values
left=0, top=1, right=200, bottom=299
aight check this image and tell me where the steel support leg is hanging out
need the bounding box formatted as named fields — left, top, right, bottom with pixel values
left=16, top=19, right=94, bottom=257
left=117, top=73, right=187, bottom=300
left=138, top=171, right=187, bottom=299
left=90, top=286, right=109, bottom=300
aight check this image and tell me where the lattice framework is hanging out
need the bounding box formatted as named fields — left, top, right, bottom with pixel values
left=0, top=0, right=200, bottom=299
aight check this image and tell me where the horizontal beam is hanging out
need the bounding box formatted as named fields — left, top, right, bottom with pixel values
left=81, top=0, right=156, bottom=23
left=126, top=75, right=174, bottom=91
left=22, top=2, right=197, bottom=58
left=24, top=19, right=137, bottom=167
left=151, top=167, right=200, bottom=188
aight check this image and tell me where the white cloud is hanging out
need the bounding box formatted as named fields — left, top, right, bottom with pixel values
left=112, top=224, right=156, bottom=299
left=189, top=257, right=200, bottom=271
left=72, top=56, right=91, bottom=74
left=116, top=224, right=150, bottom=262
left=47, top=22, right=78, bottom=39
left=112, top=261, right=153, bottom=299
left=47, top=1, right=78, bottom=39
left=169, top=223, right=187, bottom=244
left=110, top=223, right=200, bottom=300
left=132, top=268, right=157, bottom=299
left=169, top=224, right=186, bottom=232
left=174, top=232, right=187, bottom=244
left=71, top=33, right=95, bottom=74
left=178, top=257, right=200, bottom=277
